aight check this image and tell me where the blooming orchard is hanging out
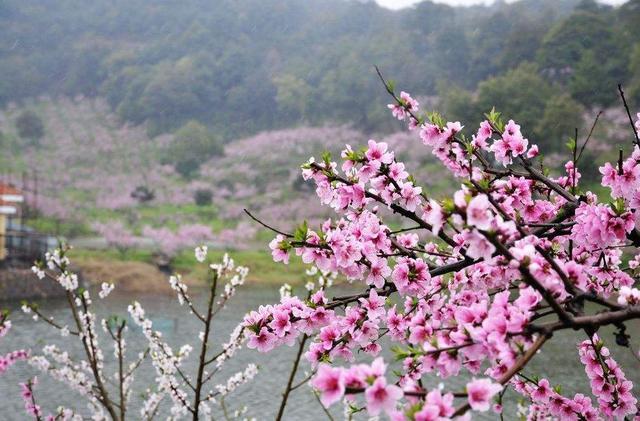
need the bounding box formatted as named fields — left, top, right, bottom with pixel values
left=243, top=76, right=640, bottom=419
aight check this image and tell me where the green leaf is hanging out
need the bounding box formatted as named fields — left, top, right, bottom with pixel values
left=293, top=220, right=308, bottom=242
left=427, top=111, right=445, bottom=129
left=441, top=198, right=455, bottom=213
left=387, top=80, right=396, bottom=93
left=485, top=107, right=505, bottom=131
left=321, top=151, right=332, bottom=166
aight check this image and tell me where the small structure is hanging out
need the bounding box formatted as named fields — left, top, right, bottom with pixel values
left=0, top=182, right=51, bottom=263
left=0, top=183, right=24, bottom=260
left=0, top=181, right=71, bottom=299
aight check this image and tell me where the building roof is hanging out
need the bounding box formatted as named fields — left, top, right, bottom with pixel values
left=0, top=183, right=22, bottom=197
left=0, top=183, right=23, bottom=214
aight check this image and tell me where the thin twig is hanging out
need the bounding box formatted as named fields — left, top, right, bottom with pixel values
left=576, top=110, right=602, bottom=164
left=275, top=334, right=309, bottom=420
left=618, top=84, right=640, bottom=147
left=244, top=208, right=293, bottom=238
left=312, top=390, right=336, bottom=421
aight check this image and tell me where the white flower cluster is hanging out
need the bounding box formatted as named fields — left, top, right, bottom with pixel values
left=215, top=254, right=249, bottom=305
left=304, top=266, right=337, bottom=292
left=30, top=345, right=94, bottom=399
left=214, top=324, right=245, bottom=369
left=57, top=271, right=79, bottom=291
left=195, top=245, right=208, bottom=263
left=128, top=301, right=190, bottom=413
left=169, top=274, right=189, bottom=306
left=280, top=283, right=292, bottom=299
left=54, top=407, right=82, bottom=421
left=140, top=390, right=163, bottom=420
left=214, top=363, right=258, bottom=397
left=0, top=319, right=10, bottom=337
left=31, top=265, right=45, bottom=279
left=209, top=253, right=234, bottom=277
left=45, top=248, right=69, bottom=270
left=98, top=282, right=114, bottom=299
left=618, top=286, right=640, bottom=306
left=77, top=308, right=104, bottom=368
left=42, top=247, right=79, bottom=290
left=112, top=335, right=127, bottom=360
left=23, top=251, right=256, bottom=419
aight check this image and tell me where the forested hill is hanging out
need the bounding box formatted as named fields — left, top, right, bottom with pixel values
left=1, top=0, right=639, bottom=139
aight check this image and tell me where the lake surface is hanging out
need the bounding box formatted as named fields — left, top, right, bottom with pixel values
left=1, top=284, right=639, bottom=420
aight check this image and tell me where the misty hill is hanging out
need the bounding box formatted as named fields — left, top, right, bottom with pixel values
left=2, top=0, right=639, bottom=140
left=0, top=96, right=456, bottom=242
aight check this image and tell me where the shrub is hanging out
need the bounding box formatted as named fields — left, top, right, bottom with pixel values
left=193, top=188, right=213, bottom=206
left=15, top=110, right=44, bottom=143
left=163, top=120, right=223, bottom=178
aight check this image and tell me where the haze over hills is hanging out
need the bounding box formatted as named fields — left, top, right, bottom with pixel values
left=1, top=0, right=638, bottom=140
left=0, top=0, right=639, bottom=249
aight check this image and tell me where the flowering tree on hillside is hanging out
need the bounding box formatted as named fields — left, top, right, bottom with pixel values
left=241, top=75, right=640, bottom=420
left=143, top=224, right=215, bottom=263
left=92, top=221, right=140, bottom=255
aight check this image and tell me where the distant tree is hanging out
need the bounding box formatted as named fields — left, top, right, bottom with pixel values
left=535, top=93, right=584, bottom=152
left=194, top=188, right=213, bottom=206
left=273, top=74, right=313, bottom=122
left=437, top=82, right=477, bottom=125
left=15, top=110, right=44, bottom=144
left=130, top=185, right=155, bottom=204
left=163, top=120, right=223, bottom=178
left=538, top=10, right=615, bottom=71
left=476, top=63, right=553, bottom=139
left=497, top=22, right=548, bottom=70
left=617, top=0, right=640, bottom=44
left=628, top=43, right=640, bottom=104
left=568, top=50, right=621, bottom=107
left=536, top=8, right=628, bottom=92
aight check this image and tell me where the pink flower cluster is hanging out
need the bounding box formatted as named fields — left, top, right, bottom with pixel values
left=0, top=349, right=29, bottom=375
left=245, top=90, right=640, bottom=419
left=571, top=201, right=635, bottom=252
left=312, top=359, right=504, bottom=418
left=513, top=377, right=601, bottom=420
left=578, top=336, right=637, bottom=418
left=488, top=120, right=529, bottom=166
left=20, top=378, right=43, bottom=419
left=388, top=91, right=419, bottom=121
left=312, top=358, right=402, bottom=416
left=244, top=291, right=333, bottom=353
left=143, top=224, right=214, bottom=257
left=0, top=314, right=29, bottom=375
left=601, top=147, right=640, bottom=202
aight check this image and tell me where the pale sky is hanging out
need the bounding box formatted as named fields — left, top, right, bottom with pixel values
left=375, top=0, right=627, bottom=10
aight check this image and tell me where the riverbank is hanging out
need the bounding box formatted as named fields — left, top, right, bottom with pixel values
left=0, top=263, right=82, bottom=300
left=70, top=247, right=310, bottom=291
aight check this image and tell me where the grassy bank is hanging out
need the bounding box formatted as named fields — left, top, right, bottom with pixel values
left=70, top=247, right=309, bottom=289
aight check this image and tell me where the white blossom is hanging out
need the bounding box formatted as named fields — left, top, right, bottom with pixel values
left=195, top=245, right=208, bottom=263
left=98, top=282, right=114, bottom=299
left=31, top=265, right=45, bottom=279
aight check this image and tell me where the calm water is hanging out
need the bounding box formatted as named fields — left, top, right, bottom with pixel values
left=1, top=285, right=639, bottom=420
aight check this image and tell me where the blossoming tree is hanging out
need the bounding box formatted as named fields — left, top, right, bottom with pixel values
left=242, top=74, right=640, bottom=420
left=16, top=246, right=254, bottom=420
